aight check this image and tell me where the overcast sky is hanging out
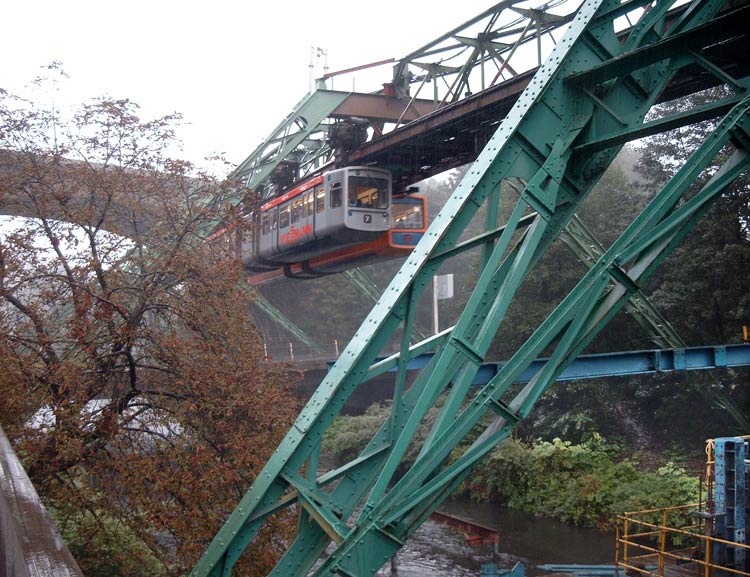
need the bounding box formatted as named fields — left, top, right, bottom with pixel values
left=2, top=1, right=497, bottom=170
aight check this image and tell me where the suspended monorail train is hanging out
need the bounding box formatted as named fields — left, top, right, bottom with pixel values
left=209, top=166, right=427, bottom=283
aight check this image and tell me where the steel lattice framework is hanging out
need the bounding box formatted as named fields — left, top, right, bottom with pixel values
left=192, top=0, right=750, bottom=575
left=229, top=0, right=581, bottom=201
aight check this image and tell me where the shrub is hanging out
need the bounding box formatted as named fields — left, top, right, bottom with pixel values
left=458, top=435, right=699, bottom=530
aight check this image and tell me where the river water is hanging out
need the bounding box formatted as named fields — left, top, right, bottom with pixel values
left=378, top=499, right=615, bottom=577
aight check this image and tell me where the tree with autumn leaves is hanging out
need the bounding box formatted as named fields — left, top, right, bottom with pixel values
left=0, top=71, right=299, bottom=576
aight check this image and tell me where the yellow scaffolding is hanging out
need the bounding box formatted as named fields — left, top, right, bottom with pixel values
left=617, top=436, right=750, bottom=577
left=617, top=504, right=749, bottom=577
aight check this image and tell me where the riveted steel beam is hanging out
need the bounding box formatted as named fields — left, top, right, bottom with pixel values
left=329, top=93, right=437, bottom=122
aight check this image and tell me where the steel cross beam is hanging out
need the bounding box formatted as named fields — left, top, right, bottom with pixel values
left=191, top=1, right=750, bottom=575
left=367, top=343, right=750, bottom=385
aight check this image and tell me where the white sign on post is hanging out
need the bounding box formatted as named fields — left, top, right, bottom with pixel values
left=433, top=273, right=454, bottom=334
left=436, top=273, right=454, bottom=300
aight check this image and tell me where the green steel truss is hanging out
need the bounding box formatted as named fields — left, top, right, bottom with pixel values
left=230, top=91, right=349, bottom=201
left=559, top=214, right=687, bottom=348
left=391, top=0, right=576, bottom=107
left=229, top=0, right=581, bottom=201
left=192, top=0, right=750, bottom=575
left=251, top=294, right=326, bottom=356
left=343, top=268, right=430, bottom=342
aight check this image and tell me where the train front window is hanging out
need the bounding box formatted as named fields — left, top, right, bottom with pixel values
left=348, top=176, right=389, bottom=209
left=392, top=200, right=424, bottom=229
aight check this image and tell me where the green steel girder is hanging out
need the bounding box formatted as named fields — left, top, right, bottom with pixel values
left=573, top=93, right=745, bottom=155
left=559, top=215, right=687, bottom=349
left=392, top=0, right=578, bottom=107
left=191, top=1, right=750, bottom=576
left=231, top=91, right=349, bottom=200
left=341, top=269, right=382, bottom=303
left=228, top=1, right=582, bottom=203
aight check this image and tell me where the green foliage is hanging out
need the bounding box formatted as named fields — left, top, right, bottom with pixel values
left=51, top=506, right=164, bottom=577
left=323, top=403, right=390, bottom=465
left=457, top=435, right=699, bottom=530
left=323, top=402, right=443, bottom=467
left=324, top=401, right=700, bottom=532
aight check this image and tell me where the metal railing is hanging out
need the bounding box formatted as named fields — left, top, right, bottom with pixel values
left=616, top=504, right=750, bottom=577
left=261, top=337, right=403, bottom=364
left=0, top=425, right=83, bottom=577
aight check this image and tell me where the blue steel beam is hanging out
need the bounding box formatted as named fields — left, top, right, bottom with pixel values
left=360, top=343, right=750, bottom=385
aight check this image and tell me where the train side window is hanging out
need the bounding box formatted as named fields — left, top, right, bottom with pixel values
left=291, top=198, right=303, bottom=224
left=316, top=186, right=326, bottom=213
left=305, top=191, right=314, bottom=217
left=330, top=182, right=342, bottom=208
left=279, top=204, right=290, bottom=228
left=262, top=213, right=270, bottom=235
left=271, top=209, right=278, bottom=231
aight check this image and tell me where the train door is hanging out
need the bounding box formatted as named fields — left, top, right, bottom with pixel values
left=241, top=213, right=256, bottom=261
left=329, top=178, right=344, bottom=235
left=270, top=207, right=279, bottom=255
left=313, top=184, right=326, bottom=239
left=304, top=190, right=315, bottom=241
left=258, top=211, right=271, bottom=258
left=313, top=171, right=344, bottom=237
left=277, top=201, right=292, bottom=252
